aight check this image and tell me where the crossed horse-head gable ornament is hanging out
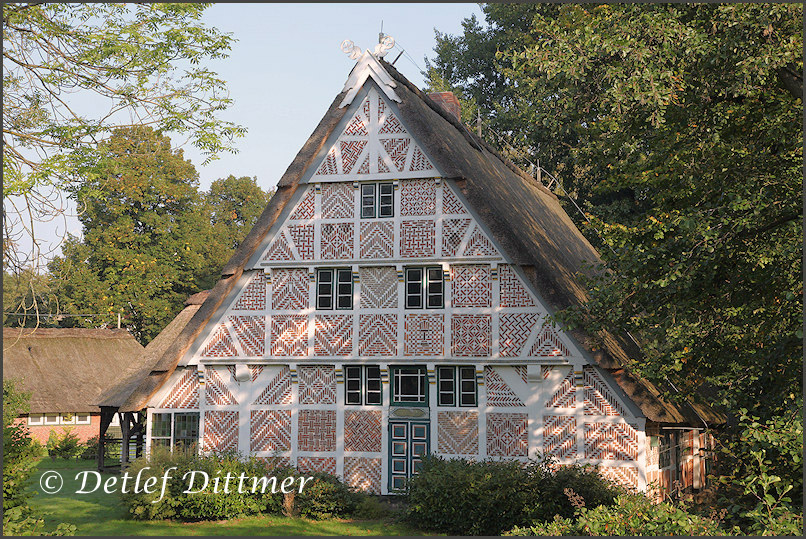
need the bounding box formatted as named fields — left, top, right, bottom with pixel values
left=340, top=34, right=395, bottom=60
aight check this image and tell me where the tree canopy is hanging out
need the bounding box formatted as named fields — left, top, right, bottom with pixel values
left=3, top=2, right=244, bottom=272
left=46, top=127, right=271, bottom=344
left=426, top=3, right=802, bottom=417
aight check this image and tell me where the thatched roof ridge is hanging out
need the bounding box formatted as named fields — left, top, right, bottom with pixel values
left=120, top=59, right=724, bottom=425
left=2, top=327, right=144, bottom=413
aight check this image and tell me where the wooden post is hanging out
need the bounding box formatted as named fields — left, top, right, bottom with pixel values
left=120, top=412, right=130, bottom=467
left=97, top=408, right=115, bottom=472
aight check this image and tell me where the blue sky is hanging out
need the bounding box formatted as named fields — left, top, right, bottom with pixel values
left=20, top=3, right=485, bottom=260
left=183, top=3, right=485, bottom=192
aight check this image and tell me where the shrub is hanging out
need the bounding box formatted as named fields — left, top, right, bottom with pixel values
left=404, top=456, right=624, bottom=536
left=49, top=428, right=84, bottom=460
left=506, top=492, right=734, bottom=536
left=121, top=447, right=305, bottom=522
left=292, top=472, right=362, bottom=520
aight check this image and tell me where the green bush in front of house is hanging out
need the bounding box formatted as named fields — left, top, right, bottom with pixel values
left=403, top=455, right=624, bottom=536
left=121, top=448, right=369, bottom=522
left=505, top=492, right=734, bottom=536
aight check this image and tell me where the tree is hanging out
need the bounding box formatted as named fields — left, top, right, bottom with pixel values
left=426, top=4, right=802, bottom=417
left=3, top=2, right=244, bottom=280
left=206, top=175, right=274, bottom=252
left=48, top=126, right=223, bottom=344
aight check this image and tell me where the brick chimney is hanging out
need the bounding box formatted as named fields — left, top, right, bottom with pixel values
left=427, top=92, right=461, bottom=122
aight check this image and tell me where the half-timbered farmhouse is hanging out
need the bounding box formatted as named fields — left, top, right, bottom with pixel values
left=119, top=51, right=723, bottom=497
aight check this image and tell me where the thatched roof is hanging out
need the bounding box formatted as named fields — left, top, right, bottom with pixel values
left=117, top=296, right=204, bottom=412
left=2, top=328, right=144, bottom=414
left=120, top=58, right=724, bottom=426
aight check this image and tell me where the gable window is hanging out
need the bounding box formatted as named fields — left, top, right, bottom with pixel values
left=391, top=366, right=428, bottom=405
left=437, top=366, right=477, bottom=407
left=405, top=267, right=443, bottom=309
left=317, top=268, right=353, bottom=310
left=360, top=183, right=394, bottom=218
left=344, top=365, right=382, bottom=405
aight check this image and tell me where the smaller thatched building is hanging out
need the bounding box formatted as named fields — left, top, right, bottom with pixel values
left=2, top=327, right=144, bottom=444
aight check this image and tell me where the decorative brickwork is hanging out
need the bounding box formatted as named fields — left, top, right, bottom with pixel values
left=159, top=368, right=198, bottom=409
left=543, top=415, right=577, bottom=458
left=321, top=222, right=354, bottom=259
left=400, top=179, right=436, bottom=216
left=438, top=411, right=478, bottom=455
left=340, top=140, right=367, bottom=174
left=529, top=324, right=570, bottom=357
left=400, top=219, right=435, bottom=258
left=450, top=264, right=491, bottom=307
left=451, top=314, right=491, bottom=357
left=344, top=410, right=382, bottom=452
left=404, top=314, right=444, bottom=356
left=344, top=457, right=382, bottom=493
left=499, top=313, right=540, bottom=357
left=253, top=367, right=292, bottom=405
left=358, top=266, right=397, bottom=308
left=202, top=324, right=236, bottom=358
left=484, top=367, right=524, bottom=407
left=381, top=138, right=410, bottom=172
left=288, top=224, right=314, bottom=260
left=441, top=218, right=471, bottom=257
left=442, top=186, right=467, bottom=214
left=297, top=410, right=336, bottom=452
left=546, top=369, right=576, bottom=409
left=229, top=315, right=265, bottom=357
left=270, top=315, right=308, bottom=357
left=321, top=183, right=354, bottom=219
left=271, top=268, right=309, bottom=310
left=262, top=232, right=296, bottom=261
left=499, top=265, right=536, bottom=307
left=462, top=226, right=499, bottom=257
left=358, top=314, right=397, bottom=356
left=584, top=422, right=639, bottom=461
left=487, top=412, right=528, bottom=457
left=250, top=410, right=291, bottom=452
left=298, top=365, right=337, bottom=404
left=359, top=221, right=394, bottom=259
left=314, top=315, right=353, bottom=356
left=296, top=457, right=337, bottom=475
left=598, top=466, right=640, bottom=491
left=203, top=411, right=238, bottom=452
left=205, top=367, right=237, bottom=406
left=584, top=367, right=625, bottom=416
left=289, top=188, right=315, bottom=220
left=233, top=272, right=267, bottom=311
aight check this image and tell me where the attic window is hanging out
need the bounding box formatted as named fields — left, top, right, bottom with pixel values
left=360, top=183, right=394, bottom=218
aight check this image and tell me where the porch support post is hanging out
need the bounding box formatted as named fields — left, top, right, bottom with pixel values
left=97, top=407, right=115, bottom=472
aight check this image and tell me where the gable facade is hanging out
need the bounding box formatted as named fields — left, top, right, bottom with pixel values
left=142, top=79, right=660, bottom=495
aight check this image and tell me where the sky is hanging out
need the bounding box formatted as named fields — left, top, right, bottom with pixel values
left=174, top=3, right=485, bottom=192
left=14, top=3, right=486, bottom=264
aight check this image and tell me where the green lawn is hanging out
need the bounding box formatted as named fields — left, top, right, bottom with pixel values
left=28, top=459, right=433, bottom=536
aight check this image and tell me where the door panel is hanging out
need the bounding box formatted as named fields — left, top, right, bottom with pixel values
left=388, top=420, right=430, bottom=491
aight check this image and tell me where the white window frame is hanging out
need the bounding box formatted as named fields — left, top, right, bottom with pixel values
left=43, top=414, right=60, bottom=425
left=60, top=413, right=76, bottom=425
left=27, top=414, right=44, bottom=426
left=360, top=182, right=394, bottom=219
left=391, top=366, right=428, bottom=405
left=75, top=414, right=91, bottom=425
left=316, top=268, right=353, bottom=310
left=437, top=366, right=477, bottom=407
left=405, top=266, right=443, bottom=309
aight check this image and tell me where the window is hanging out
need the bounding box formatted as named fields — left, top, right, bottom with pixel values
left=360, top=182, right=394, bottom=218
left=173, top=413, right=200, bottom=450
left=151, top=413, right=172, bottom=449
left=27, top=414, right=43, bottom=426
left=405, top=267, right=443, bottom=309
left=75, top=414, right=91, bottom=425
left=317, top=268, right=353, bottom=310
left=391, top=366, right=428, bottom=405
left=344, top=365, right=382, bottom=405
left=44, top=414, right=60, bottom=425
left=437, top=366, right=477, bottom=406
left=151, top=412, right=200, bottom=450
